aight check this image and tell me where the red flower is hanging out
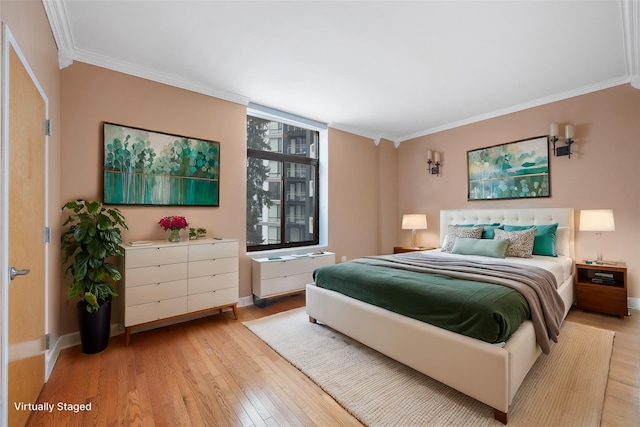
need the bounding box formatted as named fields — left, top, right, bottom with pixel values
left=158, top=216, right=189, bottom=231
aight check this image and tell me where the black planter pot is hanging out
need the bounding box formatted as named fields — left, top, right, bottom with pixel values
left=77, top=298, right=112, bottom=354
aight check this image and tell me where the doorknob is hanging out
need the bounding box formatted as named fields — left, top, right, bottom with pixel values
left=9, top=266, right=30, bottom=281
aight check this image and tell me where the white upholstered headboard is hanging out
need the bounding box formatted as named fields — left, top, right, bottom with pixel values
left=439, top=208, right=575, bottom=259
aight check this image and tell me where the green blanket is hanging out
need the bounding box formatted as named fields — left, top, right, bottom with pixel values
left=313, top=261, right=531, bottom=344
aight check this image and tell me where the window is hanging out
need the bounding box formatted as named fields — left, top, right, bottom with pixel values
left=246, top=114, right=320, bottom=251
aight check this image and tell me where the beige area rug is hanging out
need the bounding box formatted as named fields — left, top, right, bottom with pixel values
left=244, top=307, right=615, bottom=427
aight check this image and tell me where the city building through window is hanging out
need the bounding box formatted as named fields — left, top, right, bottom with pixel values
left=246, top=114, right=320, bottom=251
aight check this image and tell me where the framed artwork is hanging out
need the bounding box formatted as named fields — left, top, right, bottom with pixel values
left=103, top=123, right=220, bottom=206
left=467, top=135, right=550, bottom=201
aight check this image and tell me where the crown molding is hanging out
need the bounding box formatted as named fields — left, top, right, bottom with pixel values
left=42, top=0, right=73, bottom=52
left=43, top=0, right=637, bottom=141
left=328, top=122, right=400, bottom=147
left=621, top=0, right=640, bottom=89
left=397, top=75, right=631, bottom=143
left=42, top=0, right=249, bottom=105
left=73, top=48, right=251, bottom=105
left=42, top=0, right=75, bottom=68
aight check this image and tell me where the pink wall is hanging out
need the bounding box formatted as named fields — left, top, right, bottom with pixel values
left=59, top=64, right=395, bottom=334
left=398, top=84, right=640, bottom=300
left=377, top=139, right=399, bottom=253
left=1, top=1, right=63, bottom=345
left=327, top=130, right=395, bottom=261
left=60, top=62, right=247, bottom=333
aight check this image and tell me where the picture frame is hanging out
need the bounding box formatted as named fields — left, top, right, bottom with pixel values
left=103, top=122, right=220, bottom=206
left=467, top=135, right=550, bottom=201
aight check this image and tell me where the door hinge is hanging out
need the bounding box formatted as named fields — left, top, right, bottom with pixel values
left=44, top=119, right=52, bottom=136
left=45, top=333, right=51, bottom=350
left=44, top=226, right=51, bottom=243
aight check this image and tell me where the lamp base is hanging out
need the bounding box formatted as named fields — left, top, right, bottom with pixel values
left=594, top=260, right=618, bottom=266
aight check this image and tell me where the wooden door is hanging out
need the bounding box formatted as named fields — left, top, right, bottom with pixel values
left=6, top=40, right=47, bottom=427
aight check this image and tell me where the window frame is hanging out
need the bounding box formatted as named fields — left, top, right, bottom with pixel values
left=246, top=107, right=325, bottom=253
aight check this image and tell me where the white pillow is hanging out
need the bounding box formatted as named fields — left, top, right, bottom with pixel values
left=555, top=226, right=570, bottom=256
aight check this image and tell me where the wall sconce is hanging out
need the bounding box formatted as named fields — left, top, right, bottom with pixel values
left=427, top=150, right=441, bottom=176
left=549, top=123, right=574, bottom=158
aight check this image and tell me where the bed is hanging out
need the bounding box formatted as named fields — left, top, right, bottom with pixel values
left=305, top=208, right=575, bottom=424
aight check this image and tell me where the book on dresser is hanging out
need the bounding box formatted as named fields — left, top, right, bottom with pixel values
left=121, top=238, right=239, bottom=343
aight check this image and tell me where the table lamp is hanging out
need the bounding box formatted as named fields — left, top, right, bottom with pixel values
left=402, top=214, right=428, bottom=248
left=579, top=209, right=615, bottom=265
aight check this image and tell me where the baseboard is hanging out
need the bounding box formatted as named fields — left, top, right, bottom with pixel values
left=45, top=338, right=62, bottom=382
left=628, top=297, right=640, bottom=311
left=45, top=322, right=121, bottom=381
left=239, top=295, right=253, bottom=307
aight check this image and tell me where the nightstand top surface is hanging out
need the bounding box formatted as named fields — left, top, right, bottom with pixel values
left=575, top=261, right=626, bottom=269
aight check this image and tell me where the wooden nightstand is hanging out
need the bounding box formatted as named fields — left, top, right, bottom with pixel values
left=575, top=262, right=628, bottom=318
left=393, top=246, right=435, bottom=254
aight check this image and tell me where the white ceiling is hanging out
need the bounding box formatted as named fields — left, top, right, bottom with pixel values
left=44, top=1, right=639, bottom=143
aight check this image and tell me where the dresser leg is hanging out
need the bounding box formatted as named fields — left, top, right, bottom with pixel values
left=231, top=303, right=238, bottom=320
left=125, top=327, right=131, bottom=346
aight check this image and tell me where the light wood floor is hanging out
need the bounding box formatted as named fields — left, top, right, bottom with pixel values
left=28, top=295, right=639, bottom=426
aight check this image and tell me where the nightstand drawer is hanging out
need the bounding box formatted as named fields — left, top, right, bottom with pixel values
left=576, top=283, right=627, bottom=317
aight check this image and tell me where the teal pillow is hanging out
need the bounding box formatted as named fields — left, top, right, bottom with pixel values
left=503, top=223, right=558, bottom=257
left=458, top=223, right=503, bottom=239
left=451, top=238, right=509, bottom=259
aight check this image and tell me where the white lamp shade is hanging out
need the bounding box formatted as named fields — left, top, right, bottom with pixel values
left=402, top=214, right=428, bottom=230
left=579, top=209, right=615, bottom=232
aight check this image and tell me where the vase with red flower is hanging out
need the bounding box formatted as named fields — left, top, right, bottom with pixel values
left=158, top=215, right=189, bottom=242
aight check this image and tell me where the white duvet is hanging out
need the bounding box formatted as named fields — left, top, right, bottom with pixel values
left=420, top=249, right=573, bottom=288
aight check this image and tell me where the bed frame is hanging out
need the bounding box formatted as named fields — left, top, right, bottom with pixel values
left=306, top=208, right=574, bottom=424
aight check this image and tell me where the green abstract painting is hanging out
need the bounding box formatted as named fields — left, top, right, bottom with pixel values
left=467, top=136, right=550, bottom=201
left=103, top=123, right=220, bottom=206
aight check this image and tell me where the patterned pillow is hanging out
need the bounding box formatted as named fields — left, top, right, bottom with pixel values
left=494, top=228, right=536, bottom=258
left=442, top=225, right=483, bottom=252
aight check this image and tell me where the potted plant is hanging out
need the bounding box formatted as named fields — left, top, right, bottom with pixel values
left=197, top=227, right=207, bottom=239
left=189, top=227, right=197, bottom=240
left=61, top=199, right=128, bottom=354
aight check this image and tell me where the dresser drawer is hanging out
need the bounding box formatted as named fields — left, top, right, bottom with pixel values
left=259, top=255, right=333, bottom=279
left=125, top=263, right=188, bottom=287
left=126, top=279, right=188, bottom=306
left=257, top=273, right=310, bottom=298
left=124, top=296, right=188, bottom=326
left=188, top=287, right=238, bottom=312
left=188, top=257, right=238, bottom=278
left=188, top=272, right=238, bottom=295
left=126, top=245, right=188, bottom=268
left=189, top=240, right=239, bottom=261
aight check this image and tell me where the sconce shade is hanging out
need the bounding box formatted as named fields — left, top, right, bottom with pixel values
left=579, top=209, right=615, bottom=232
left=402, top=214, right=428, bottom=230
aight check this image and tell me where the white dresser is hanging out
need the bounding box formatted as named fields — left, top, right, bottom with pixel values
left=121, top=238, right=239, bottom=343
left=252, top=252, right=335, bottom=305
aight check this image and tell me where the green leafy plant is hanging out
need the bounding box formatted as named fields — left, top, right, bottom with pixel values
left=61, top=200, right=128, bottom=312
